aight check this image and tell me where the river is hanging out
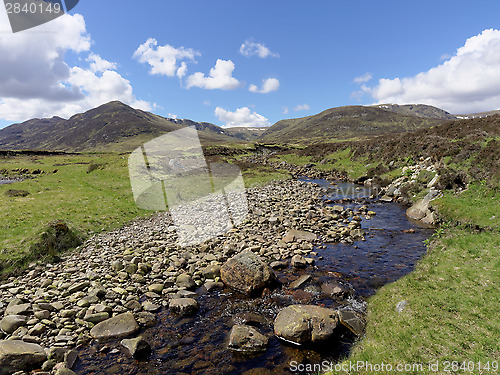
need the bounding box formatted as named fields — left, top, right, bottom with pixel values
left=73, top=178, right=433, bottom=375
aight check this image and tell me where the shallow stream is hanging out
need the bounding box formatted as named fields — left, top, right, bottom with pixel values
left=73, top=179, right=434, bottom=375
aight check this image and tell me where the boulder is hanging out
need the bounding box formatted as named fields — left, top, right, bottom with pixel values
left=273, top=305, right=339, bottom=345
left=169, top=298, right=199, bottom=316
left=283, top=229, right=317, bottom=242
left=120, top=336, right=151, bottom=358
left=89, top=312, right=139, bottom=339
left=290, top=255, right=307, bottom=269
left=228, top=325, right=268, bottom=352
left=337, top=309, right=366, bottom=336
left=220, top=251, right=276, bottom=295
left=289, top=275, right=312, bottom=289
left=0, top=340, right=47, bottom=374
left=201, top=265, right=221, bottom=279
left=0, top=315, right=28, bottom=334
left=176, top=274, right=197, bottom=290
left=406, top=188, right=440, bottom=225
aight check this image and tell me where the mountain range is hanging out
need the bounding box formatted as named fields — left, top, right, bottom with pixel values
left=0, top=101, right=490, bottom=151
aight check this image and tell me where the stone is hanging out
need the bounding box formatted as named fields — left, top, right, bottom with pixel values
left=34, top=310, right=51, bottom=320
left=379, top=195, right=393, bottom=202
left=337, top=310, right=366, bottom=336
left=176, top=274, right=197, bottom=290
left=148, top=284, right=164, bottom=294
left=64, top=349, right=78, bottom=369
left=28, top=323, right=46, bottom=336
left=0, top=315, right=28, bottom=334
left=270, top=261, right=288, bottom=270
left=5, top=303, right=31, bottom=316
left=289, top=275, right=312, bottom=289
left=220, top=251, right=276, bottom=295
left=228, top=325, right=268, bottom=352
left=321, top=282, right=350, bottom=299
left=142, top=301, right=160, bottom=312
left=201, top=265, right=221, bottom=279
left=396, top=300, right=409, bottom=313
left=169, top=298, right=198, bottom=316
left=120, top=336, right=151, bottom=358
left=67, top=281, right=90, bottom=295
left=55, top=368, right=77, bottom=375
left=84, top=312, right=110, bottom=324
left=0, top=340, right=47, bottom=374
left=290, top=255, right=307, bottom=268
left=90, top=312, right=139, bottom=340
left=283, top=229, right=317, bottom=242
left=273, top=305, right=339, bottom=345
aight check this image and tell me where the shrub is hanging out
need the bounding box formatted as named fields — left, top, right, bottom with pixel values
left=5, top=189, right=29, bottom=197
left=29, top=220, right=82, bottom=263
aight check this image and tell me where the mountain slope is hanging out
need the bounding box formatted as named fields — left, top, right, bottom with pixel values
left=258, top=105, right=447, bottom=143
left=372, top=104, right=456, bottom=119
left=0, top=101, right=241, bottom=152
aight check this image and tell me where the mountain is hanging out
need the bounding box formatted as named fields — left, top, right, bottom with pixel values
left=258, top=105, right=448, bottom=143
left=372, top=104, right=456, bottom=120
left=0, top=101, right=243, bottom=152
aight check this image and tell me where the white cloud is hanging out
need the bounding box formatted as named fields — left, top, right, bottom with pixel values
left=353, top=72, right=373, bottom=84
left=87, top=53, right=117, bottom=73
left=294, top=104, right=310, bottom=111
left=0, top=13, right=151, bottom=122
left=240, top=38, right=279, bottom=58
left=282, top=107, right=289, bottom=114
left=203, top=100, right=211, bottom=106
left=249, top=78, right=280, bottom=94
left=365, top=29, right=500, bottom=113
left=186, top=59, right=241, bottom=90
left=133, top=38, right=200, bottom=77
left=215, top=106, right=270, bottom=128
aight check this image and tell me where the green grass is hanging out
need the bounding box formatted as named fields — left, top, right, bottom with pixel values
left=318, top=148, right=368, bottom=180
left=433, top=182, right=499, bottom=230
left=0, top=153, right=150, bottom=274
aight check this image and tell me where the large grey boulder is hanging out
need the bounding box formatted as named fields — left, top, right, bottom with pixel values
left=228, top=325, right=268, bottom=352
left=406, top=187, right=440, bottom=224
left=0, top=340, right=47, bottom=374
left=90, top=312, right=139, bottom=340
left=0, top=315, right=28, bottom=334
left=273, top=305, right=339, bottom=345
left=220, top=250, right=276, bottom=295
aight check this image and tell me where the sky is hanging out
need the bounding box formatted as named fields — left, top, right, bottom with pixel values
left=1, top=0, right=500, bottom=129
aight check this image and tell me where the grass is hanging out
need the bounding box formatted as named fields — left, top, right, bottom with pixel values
left=335, top=230, right=499, bottom=374
left=0, top=153, right=150, bottom=275
left=329, top=181, right=499, bottom=374
left=433, top=182, right=499, bottom=230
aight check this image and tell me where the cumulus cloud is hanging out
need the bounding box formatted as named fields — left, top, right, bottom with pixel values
left=364, top=29, right=500, bottom=113
left=215, top=106, right=270, bottom=128
left=0, top=13, right=151, bottom=122
left=186, top=59, right=241, bottom=90
left=87, top=53, right=117, bottom=73
left=353, top=72, right=373, bottom=84
left=294, top=104, right=310, bottom=111
left=249, top=78, right=280, bottom=94
left=133, top=38, right=200, bottom=77
left=240, top=38, right=279, bottom=58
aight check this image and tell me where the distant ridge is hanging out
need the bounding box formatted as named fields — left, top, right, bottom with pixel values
left=258, top=105, right=448, bottom=143
left=0, top=101, right=249, bottom=152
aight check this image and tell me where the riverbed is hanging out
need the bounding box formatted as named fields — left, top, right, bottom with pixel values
left=72, top=178, right=433, bottom=375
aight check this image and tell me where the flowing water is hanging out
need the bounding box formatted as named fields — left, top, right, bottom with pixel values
left=73, top=179, right=434, bottom=375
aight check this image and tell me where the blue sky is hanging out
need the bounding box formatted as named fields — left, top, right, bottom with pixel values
left=1, top=0, right=500, bottom=129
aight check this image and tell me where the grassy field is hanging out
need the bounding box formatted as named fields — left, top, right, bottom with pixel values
left=0, top=152, right=288, bottom=276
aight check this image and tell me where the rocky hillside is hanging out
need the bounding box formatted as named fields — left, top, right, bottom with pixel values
left=0, top=101, right=244, bottom=152
left=258, top=105, right=447, bottom=143
left=372, top=104, right=456, bottom=119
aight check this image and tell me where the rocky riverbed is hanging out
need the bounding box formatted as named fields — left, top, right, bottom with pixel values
left=0, top=178, right=432, bottom=374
